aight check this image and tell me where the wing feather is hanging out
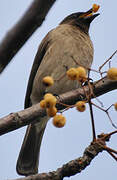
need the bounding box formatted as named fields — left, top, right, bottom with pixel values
left=24, top=31, right=51, bottom=108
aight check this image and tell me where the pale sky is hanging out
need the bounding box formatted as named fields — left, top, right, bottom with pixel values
left=0, top=0, right=117, bottom=179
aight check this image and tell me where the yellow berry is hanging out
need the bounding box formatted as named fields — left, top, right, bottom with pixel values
left=42, top=76, right=54, bottom=86
left=76, top=67, right=87, bottom=83
left=107, top=67, right=117, bottom=80
left=114, top=103, right=117, bottom=111
left=47, top=107, right=57, bottom=117
left=92, top=4, right=100, bottom=13
left=40, top=100, right=46, bottom=108
left=67, top=68, right=78, bottom=80
left=53, top=114, right=66, bottom=128
left=44, top=93, right=53, bottom=99
left=76, top=101, right=86, bottom=112
left=44, top=95, right=57, bottom=108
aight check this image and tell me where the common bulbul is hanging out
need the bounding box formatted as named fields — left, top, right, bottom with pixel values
left=16, top=7, right=99, bottom=176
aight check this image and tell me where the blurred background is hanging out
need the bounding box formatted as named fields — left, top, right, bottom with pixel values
left=0, top=0, right=117, bottom=179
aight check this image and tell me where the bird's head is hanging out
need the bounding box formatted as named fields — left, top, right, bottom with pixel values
left=60, top=5, right=100, bottom=34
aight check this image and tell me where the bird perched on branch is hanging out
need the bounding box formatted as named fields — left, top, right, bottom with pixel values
left=16, top=6, right=99, bottom=176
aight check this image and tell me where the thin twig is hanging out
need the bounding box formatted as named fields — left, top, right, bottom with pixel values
left=106, top=130, right=117, bottom=138
left=106, top=111, right=117, bottom=129
left=99, top=50, right=117, bottom=72
left=92, top=102, right=117, bottom=129
left=103, top=146, right=117, bottom=155
left=55, top=73, right=66, bottom=81
left=88, top=100, right=96, bottom=141
left=106, top=104, right=114, bottom=111
left=106, top=151, right=117, bottom=161
left=70, top=55, right=100, bottom=73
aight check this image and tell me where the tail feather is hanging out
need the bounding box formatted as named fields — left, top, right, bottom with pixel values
left=16, top=117, right=48, bottom=176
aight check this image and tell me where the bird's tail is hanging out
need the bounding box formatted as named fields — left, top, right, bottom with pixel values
left=16, top=117, right=48, bottom=176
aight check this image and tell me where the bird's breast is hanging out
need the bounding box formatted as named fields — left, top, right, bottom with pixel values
left=31, top=24, right=94, bottom=104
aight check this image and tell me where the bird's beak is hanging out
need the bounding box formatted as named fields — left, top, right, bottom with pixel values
left=79, top=4, right=100, bottom=20
left=86, top=13, right=100, bottom=22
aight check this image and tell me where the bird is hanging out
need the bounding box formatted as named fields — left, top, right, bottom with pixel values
left=16, top=7, right=99, bottom=176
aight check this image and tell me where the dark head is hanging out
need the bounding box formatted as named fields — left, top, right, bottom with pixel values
left=60, top=8, right=100, bottom=34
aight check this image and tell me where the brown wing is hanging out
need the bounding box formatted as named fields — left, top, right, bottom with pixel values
left=24, top=31, right=51, bottom=108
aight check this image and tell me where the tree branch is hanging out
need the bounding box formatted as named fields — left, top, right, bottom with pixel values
left=0, top=76, right=117, bottom=136
left=0, top=0, right=56, bottom=73
left=10, top=134, right=108, bottom=180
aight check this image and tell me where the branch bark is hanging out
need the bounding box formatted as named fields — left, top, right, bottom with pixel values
left=0, top=0, right=56, bottom=73
left=0, top=76, right=117, bottom=136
